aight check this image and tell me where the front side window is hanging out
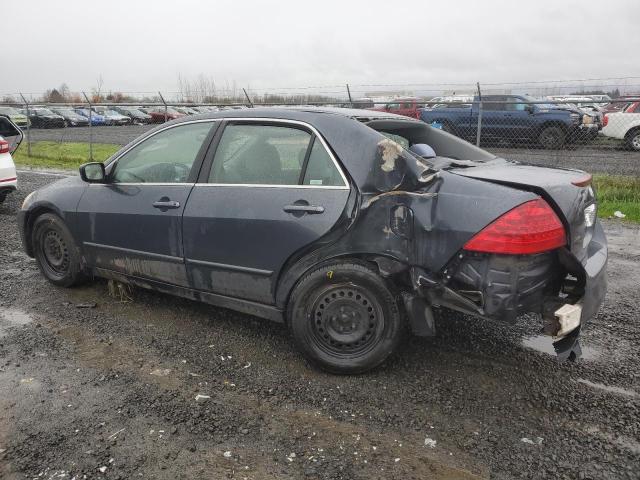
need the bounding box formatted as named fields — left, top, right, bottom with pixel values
left=111, top=122, right=213, bottom=183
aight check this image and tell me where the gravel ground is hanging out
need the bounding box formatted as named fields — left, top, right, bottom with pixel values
left=1, top=172, right=639, bottom=479
left=26, top=126, right=640, bottom=176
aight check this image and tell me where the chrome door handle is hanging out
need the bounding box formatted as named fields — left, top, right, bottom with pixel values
left=283, top=204, right=325, bottom=214
left=153, top=200, right=180, bottom=209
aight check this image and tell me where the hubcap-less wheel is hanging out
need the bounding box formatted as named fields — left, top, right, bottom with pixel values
left=631, top=133, right=640, bottom=151
left=310, top=285, right=384, bottom=357
left=40, top=229, right=70, bottom=277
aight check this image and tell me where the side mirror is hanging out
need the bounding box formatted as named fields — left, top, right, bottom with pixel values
left=525, top=104, right=536, bottom=114
left=79, top=162, right=106, bottom=183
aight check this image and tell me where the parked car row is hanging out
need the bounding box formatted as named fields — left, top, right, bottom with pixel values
left=0, top=104, right=229, bottom=129
left=364, top=94, right=640, bottom=150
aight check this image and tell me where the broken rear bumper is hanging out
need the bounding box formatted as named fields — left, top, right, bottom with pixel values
left=405, top=220, right=607, bottom=361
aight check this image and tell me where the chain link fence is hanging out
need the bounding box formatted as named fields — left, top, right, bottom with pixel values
left=1, top=86, right=639, bottom=175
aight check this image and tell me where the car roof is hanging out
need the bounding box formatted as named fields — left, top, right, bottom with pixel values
left=177, top=105, right=414, bottom=123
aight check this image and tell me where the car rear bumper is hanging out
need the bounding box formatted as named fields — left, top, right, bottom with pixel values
left=406, top=221, right=607, bottom=361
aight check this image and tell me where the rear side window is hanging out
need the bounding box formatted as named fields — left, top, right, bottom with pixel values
left=302, top=139, right=344, bottom=186
left=209, top=123, right=345, bottom=187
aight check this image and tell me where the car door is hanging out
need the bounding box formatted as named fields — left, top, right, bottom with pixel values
left=76, top=120, right=218, bottom=286
left=182, top=120, right=351, bottom=304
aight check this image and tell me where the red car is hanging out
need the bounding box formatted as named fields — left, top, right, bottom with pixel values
left=370, top=98, right=425, bottom=119
left=145, top=107, right=186, bottom=123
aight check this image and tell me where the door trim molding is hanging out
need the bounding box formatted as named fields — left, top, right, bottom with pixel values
left=186, top=258, right=273, bottom=276
left=83, top=241, right=184, bottom=263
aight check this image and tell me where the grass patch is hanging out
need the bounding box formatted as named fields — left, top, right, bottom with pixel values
left=13, top=141, right=121, bottom=169
left=594, top=174, right=640, bottom=223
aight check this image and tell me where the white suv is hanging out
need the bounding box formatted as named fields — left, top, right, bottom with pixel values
left=0, top=116, right=23, bottom=203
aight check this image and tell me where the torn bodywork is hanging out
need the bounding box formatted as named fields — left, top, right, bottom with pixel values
left=276, top=117, right=606, bottom=361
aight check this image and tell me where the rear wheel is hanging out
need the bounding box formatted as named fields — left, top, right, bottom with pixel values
left=538, top=126, right=566, bottom=149
left=32, top=213, right=86, bottom=287
left=625, top=128, right=640, bottom=151
left=288, top=261, right=403, bottom=374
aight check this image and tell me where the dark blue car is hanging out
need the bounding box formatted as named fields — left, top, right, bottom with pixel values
left=17, top=107, right=607, bottom=373
left=74, top=108, right=106, bottom=126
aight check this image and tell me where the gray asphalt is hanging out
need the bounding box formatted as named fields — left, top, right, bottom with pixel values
left=27, top=125, right=640, bottom=176
left=0, top=172, right=638, bottom=479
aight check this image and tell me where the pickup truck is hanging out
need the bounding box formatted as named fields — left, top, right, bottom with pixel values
left=419, top=95, right=593, bottom=149
left=601, top=102, right=640, bottom=151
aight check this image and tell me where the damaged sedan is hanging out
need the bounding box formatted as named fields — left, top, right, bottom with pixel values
left=18, top=107, right=607, bottom=373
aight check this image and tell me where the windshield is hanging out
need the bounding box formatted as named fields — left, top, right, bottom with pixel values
left=0, top=107, right=20, bottom=115
left=519, top=94, right=556, bottom=109
left=105, top=110, right=120, bottom=116
left=34, top=108, right=55, bottom=115
left=53, top=109, right=76, bottom=115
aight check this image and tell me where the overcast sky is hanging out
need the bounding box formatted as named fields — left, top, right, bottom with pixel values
left=4, top=0, right=640, bottom=98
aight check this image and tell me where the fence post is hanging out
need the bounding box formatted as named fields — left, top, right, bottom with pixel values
left=82, top=92, right=93, bottom=161
left=475, top=82, right=483, bottom=147
left=346, top=84, right=353, bottom=107
left=158, top=92, right=168, bottom=122
left=242, top=88, right=253, bottom=108
left=19, top=93, right=31, bottom=157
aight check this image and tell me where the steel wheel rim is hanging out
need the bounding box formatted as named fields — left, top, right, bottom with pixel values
left=541, top=130, right=557, bottom=146
left=309, top=284, right=384, bottom=357
left=632, top=134, right=640, bottom=150
left=40, top=229, right=70, bottom=277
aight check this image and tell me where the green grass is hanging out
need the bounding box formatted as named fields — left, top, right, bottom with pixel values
left=13, top=141, right=120, bottom=169
left=593, top=174, right=640, bottom=223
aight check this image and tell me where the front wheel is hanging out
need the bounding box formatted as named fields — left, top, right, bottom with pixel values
left=625, top=128, right=640, bottom=151
left=32, top=213, right=86, bottom=287
left=288, top=261, right=403, bottom=374
left=538, top=126, right=566, bottom=149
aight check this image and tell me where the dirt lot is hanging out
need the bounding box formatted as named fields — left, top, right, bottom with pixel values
left=27, top=126, right=640, bottom=176
left=1, top=172, right=639, bottom=479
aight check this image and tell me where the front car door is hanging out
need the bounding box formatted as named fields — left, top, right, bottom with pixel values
left=76, top=120, right=218, bottom=286
left=182, top=119, right=350, bottom=304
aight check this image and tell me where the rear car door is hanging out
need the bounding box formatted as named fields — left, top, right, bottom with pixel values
left=182, top=120, right=350, bottom=304
left=76, top=120, right=217, bottom=286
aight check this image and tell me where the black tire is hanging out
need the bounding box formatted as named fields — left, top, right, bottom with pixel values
left=625, top=128, right=640, bottom=151
left=538, top=126, right=566, bottom=149
left=287, top=261, right=403, bottom=374
left=32, top=213, right=86, bottom=287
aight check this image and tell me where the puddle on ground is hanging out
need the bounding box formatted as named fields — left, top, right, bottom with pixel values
left=0, top=308, right=34, bottom=337
left=521, top=334, right=600, bottom=360
left=576, top=379, right=638, bottom=398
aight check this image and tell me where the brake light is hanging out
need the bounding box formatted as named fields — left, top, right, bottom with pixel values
left=463, top=199, right=566, bottom=254
left=603, top=114, right=608, bottom=127
left=0, top=140, right=9, bottom=154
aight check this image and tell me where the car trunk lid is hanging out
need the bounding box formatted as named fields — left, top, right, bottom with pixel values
left=450, top=163, right=596, bottom=262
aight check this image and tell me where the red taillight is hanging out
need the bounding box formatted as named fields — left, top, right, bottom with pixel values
left=603, top=114, right=608, bottom=127
left=0, top=140, right=9, bottom=154
left=463, top=199, right=566, bottom=255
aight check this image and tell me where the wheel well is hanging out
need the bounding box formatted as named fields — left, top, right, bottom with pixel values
left=279, top=254, right=408, bottom=320
left=625, top=126, right=640, bottom=138
left=538, top=121, right=568, bottom=134
left=23, top=207, right=58, bottom=256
